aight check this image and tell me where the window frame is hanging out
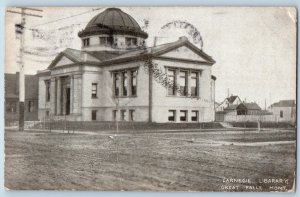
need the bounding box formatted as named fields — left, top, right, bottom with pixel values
left=91, top=110, right=97, bottom=121
left=179, top=70, right=188, bottom=96
left=168, top=110, right=176, bottom=122
left=131, top=70, right=137, bottom=96
left=180, top=110, right=188, bottom=122
left=99, top=36, right=112, bottom=46
left=165, top=66, right=201, bottom=98
left=167, top=69, right=176, bottom=96
left=280, top=110, right=283, bottom=118
left=129, top=109, right=135, bottom=121
left=83, top=38, right=90, bottom=47
left=91, top=83, right=98, bottom=98
left=114, top=73, right=121, bottom=97
left=191, top=110, right=198, bottom=122
left=190, top=72, right=198, bottom=97
left=112, top=68, right=138, bottom=98
left=122, top=71, right=128, bottom=96
left=120, top=110, right=126, bottom=121
left=125, top=37, right=137, bottom=47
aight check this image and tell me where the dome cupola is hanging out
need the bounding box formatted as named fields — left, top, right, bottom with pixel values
left=78, top=8, right=148, bottom=51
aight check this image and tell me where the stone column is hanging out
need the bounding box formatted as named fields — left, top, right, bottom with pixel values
left=73, top=74, right=82, bottom=114
left=70, top=75, right=74, bottom=114
left=56, top=77, right=62, bottom=115
left=50, top=78, right=56, bottom=115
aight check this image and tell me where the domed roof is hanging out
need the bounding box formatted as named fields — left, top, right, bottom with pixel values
left=78, top=8, right=148, bottom=38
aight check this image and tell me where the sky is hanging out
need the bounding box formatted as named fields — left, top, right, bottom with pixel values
left=5, top=7, right=296, bottom=108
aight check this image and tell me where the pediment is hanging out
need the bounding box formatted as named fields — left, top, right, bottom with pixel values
left=55, top=56, right=75, bottom=67
left=159, top=46, right=208, bottom=62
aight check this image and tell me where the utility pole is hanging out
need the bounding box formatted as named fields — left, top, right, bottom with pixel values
left=7, top=7, right=42, bottom=131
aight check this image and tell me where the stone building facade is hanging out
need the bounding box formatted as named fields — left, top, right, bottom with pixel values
left=37, top=8, right=216, bottom=123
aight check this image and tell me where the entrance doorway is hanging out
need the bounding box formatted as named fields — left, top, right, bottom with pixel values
left=66, top=87, right=71, bottom=115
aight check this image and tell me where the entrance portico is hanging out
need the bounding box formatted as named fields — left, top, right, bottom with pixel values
left=48, top=74, right=82, bottom=120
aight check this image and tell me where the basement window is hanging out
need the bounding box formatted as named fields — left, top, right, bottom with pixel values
left=121, top=110, right=126, bottom=121
left=191, top=111, right=198, bottom=122
left=92, top=110, right=97, bottom=121
left=129, top=110, right=135, bottom=121
left=180, top=110, right=187, bottom=121
left=168, top=110, right=176, bottom=122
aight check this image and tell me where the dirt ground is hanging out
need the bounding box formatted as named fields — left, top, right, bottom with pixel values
left=4, top=128, right=296, bottom=191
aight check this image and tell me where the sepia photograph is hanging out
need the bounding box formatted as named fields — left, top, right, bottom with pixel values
left=4, top=6, right=296, bottom=191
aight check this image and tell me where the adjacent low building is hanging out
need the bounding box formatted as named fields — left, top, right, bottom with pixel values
left=224, top=102, right=262, bottom=115
left=268, top=100, right=296, bottom=123
left=37, top=8, right=216, bottom=123
left=216, top=95, right=242, bottom=112
left=5, top=72, right=39, bottom=123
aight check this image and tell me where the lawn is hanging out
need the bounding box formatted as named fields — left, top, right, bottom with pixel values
left=4, top=129, right=296, bottom=191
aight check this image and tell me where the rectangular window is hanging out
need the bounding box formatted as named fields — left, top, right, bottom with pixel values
left=129, top=110, right=135, bottom=121
left=83, top=38, right=90, bottom=46
left=191, top=110, right=198, bottom=122
left=91, top=83, right=97, bottom=98
left=113, top=110, right=117, bottom=121
left=167, top=69, right=176, bottom=95
left=92, top=110, right=97, bottom=121
left=179, top=71, right=187, bottom=96
left=6, top=101, right=16, bottom=113
left=122, top=72, right=128, bottom=96
left=168, top=110, right=176, bottom=121
left=99, top=36, right=112, bottom=46
left=191, top=72, right=198, bottom=97
left=28, top=101, right=34, bottom=112
left=45, top=80, right=50, bottom=102
left=125, top=37, right=137, bottom=47
left=114, top=73, right=120, bottom=96
left=280, top=110, right=283, bottom=118
left=121, top=110, right=126, bottom=121
left=46, top=110, right=50, bottom=117
left=131, top=70, right=137, bottom=96
left=180, top=110, right=187, bottom=121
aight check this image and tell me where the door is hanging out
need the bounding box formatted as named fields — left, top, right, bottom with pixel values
left=66, top=87, right=71, bottom=115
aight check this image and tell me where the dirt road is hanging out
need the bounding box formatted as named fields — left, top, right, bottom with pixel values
left=4, top=129, right=295, bottom=191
